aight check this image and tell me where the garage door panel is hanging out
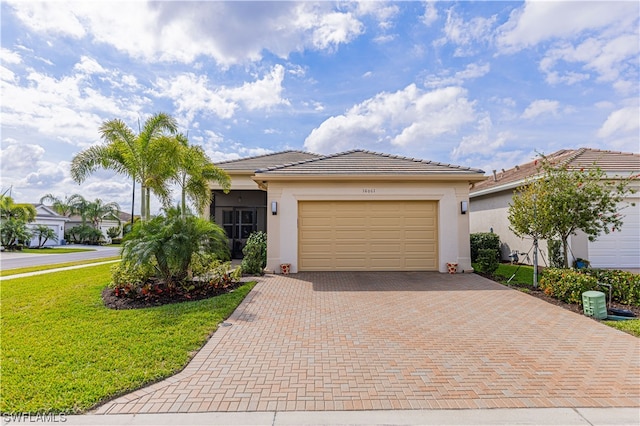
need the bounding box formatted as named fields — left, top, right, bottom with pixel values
left=299, top=200, right=438, bottom=271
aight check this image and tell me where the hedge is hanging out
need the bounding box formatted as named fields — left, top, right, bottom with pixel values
left=470, top=232, right=500, bottom=262
left=540, top=268, right=640, bottom=306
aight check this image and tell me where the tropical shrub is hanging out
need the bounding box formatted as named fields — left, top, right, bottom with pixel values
left=241, top=231, right=267, bottom=275
left=0, top=218, right=32, bottom=250
left=120, top=208, right=230, bottom=287
left=106, top=226, right=121, bottom=239
left=476, top=248, right=499, bottom=274
left=470, top=232, right=500, bottom=262
left=32, top=224, right=59, bottom=248
left=67, top=224, right=103, bottom=244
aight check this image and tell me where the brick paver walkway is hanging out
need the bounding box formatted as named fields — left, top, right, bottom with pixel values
left=95, top=272, right=639, bottom=414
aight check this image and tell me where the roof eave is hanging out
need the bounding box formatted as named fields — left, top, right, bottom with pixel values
left=253, top=173, right=487, bottom=183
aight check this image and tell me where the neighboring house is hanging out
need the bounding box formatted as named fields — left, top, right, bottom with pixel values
left=28, top=204, right=68, bottom=247
left=469, top=148, right=640, bottom=270
left=211, top=149, right=486, bottom=273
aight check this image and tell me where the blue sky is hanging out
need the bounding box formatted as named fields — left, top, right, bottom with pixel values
left=1, top=1, right=639, bottom=215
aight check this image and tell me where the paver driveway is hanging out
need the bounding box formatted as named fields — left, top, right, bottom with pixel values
left=95, top=272, right=639, bottom=414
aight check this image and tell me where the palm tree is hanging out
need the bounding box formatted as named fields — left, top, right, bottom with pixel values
left=70, top=113, right=178, bottom=221
left=39, top=193, right=85, bottom=217
left=0, top=195, right=36, bottom=222
left=83, top=199, right=121, bottom=229
left=172, top=134, right=231, bottom=218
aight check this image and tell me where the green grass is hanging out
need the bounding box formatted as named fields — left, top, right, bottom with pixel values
left=473, top=263, right=535, bottom=286
left=19, top=248, right=96, bottom=254
left=0, top=257, right=121, bottom=277
left=0, top=263, right=256, bottom=414
left=603, top=319, right=640, bottom=337
left=494, top=263, right=535, bottom=286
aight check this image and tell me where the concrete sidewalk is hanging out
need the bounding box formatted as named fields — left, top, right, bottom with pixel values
left=56, top=407, right=640, bottom=425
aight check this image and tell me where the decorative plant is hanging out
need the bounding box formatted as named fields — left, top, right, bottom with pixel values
left=241, top=231, right=267, bottom=275
left=476, top=248, right=499, bottom=274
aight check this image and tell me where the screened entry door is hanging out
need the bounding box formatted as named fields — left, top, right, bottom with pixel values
left=222, top=208, right=257, bottom=258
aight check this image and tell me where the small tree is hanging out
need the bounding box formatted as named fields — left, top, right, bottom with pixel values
left=33, top=224, right=58, bottom=248
left=509, top=155, right=637, bottom=267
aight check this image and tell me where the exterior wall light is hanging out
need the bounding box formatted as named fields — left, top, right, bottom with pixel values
left=271, top=201, right=278, bottom=215
left=460, top=201, right=468, bottom=215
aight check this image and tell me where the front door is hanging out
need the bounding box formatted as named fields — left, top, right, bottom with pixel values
left=222, top=208, right=257, bottom=258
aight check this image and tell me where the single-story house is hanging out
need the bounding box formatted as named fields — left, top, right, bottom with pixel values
left=28, top=204, right=68, bottom=247
left=469, top=148, right=640, bottom=270
left=211, top=149, right=486, bottom=273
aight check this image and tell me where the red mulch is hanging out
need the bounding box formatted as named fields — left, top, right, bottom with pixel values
left=102, top=280, right=245, bottom=310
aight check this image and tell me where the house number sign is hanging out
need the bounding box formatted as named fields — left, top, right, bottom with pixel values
left=362, top=188, right=376, bottom=193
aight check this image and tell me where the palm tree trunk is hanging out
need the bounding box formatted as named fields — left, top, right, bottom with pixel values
left=141, top=185, right=147, bottom=222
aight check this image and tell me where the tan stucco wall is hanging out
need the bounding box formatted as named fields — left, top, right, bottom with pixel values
left=470, top=190, right=549, bottom=264
left=265, top=179, right=472, bottom=273
left=210, top=172, right=258, bottom=191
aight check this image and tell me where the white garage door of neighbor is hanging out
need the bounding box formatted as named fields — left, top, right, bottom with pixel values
left=298, top=200, right=438, bottom=271
left=589, top=203, right=640, bottom=269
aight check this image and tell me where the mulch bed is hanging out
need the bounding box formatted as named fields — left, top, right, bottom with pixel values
left=102, top=280, right=245, bottom=310
left=477, top=272, right=640, bottom=318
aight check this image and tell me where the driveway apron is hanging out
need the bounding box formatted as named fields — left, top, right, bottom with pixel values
left=94, top=272, right=639, bottom=414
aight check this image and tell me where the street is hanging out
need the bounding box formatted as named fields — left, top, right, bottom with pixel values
left=0, top=245, right=121, bottom=270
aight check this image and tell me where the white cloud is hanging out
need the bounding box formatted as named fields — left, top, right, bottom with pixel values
left=73, top=56, right=106, bottom=75
left=1, top=66, right=17, bottom=83
left=2, top=47, right=22, bottom=64
left=436, top=8, right=496, bottom=56
left=1, top=58, right=144, bottom=145
left=521, top=99, right=560, bottom=119
left=421, top=1, right=439, bottom=26
left=154, top=65, right=289, bottom=125
left=424, top=63, right=490, bottom=88
left=9, top=1, right=87, bottom=38
left=7, top=1, right=366, bottom=66
left=597, top=106, right=640, bottom=139
left=452, top=115, right=510, bottom=158
left=307, top=9, right=364, bottom=51
left=496, top=1, right=638, bottom=52
left=540, top=34, right=639, bottom=90
left=304, top=85, right=477, bottom=153
left=222, top=65, right=290, bottom=111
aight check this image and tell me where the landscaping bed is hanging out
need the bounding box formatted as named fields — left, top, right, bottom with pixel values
left=102, top=279, right=247, bottom=310
left=475, top=263, right=640, bottom=337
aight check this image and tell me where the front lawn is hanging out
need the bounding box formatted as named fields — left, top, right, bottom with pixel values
left=0, top=263, right=255, bottom=414
left=0, top=257, right=121, bottom=277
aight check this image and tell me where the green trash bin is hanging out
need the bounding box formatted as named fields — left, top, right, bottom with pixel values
left=582, top=291, right=607, bottom=320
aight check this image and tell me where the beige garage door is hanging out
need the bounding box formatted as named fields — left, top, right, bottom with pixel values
left=298, top=200, right=438, bottom=271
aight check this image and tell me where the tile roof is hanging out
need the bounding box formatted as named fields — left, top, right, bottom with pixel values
left=471, top=148, right=640, bottom=195
left=217, top=150, right=321, bottom=171
left=255, top=150, right=485, bottom=176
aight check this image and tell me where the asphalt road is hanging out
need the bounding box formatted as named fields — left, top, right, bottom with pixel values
left=0, top=245, right=121, bottom=270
